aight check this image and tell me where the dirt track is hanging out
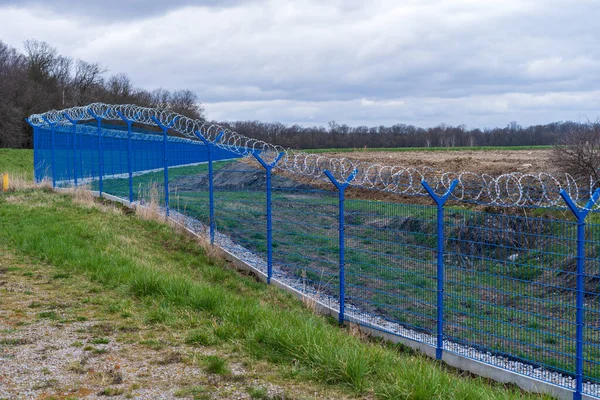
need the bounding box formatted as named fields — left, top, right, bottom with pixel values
left=318, top=149, right=557, bottom=175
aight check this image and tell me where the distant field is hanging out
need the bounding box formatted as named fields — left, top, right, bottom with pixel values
left=0, top=148, right=33, bottom=180
left=311, top=146, right=558, bottom=175
left=304, top=145, right=553, bottom=154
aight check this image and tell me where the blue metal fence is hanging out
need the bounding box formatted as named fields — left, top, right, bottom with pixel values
left=29, top=104, right=600, bottom=399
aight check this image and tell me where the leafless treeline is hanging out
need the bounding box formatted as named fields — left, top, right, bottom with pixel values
left=0, top=39, right=204, bottom=148
left=219, top=120, right=578, bottom=150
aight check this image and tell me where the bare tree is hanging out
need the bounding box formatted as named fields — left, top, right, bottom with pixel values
left=552, top=120, right=600, bottom=181
left=151, top=88, right=171, bottom=109
left=170, top=89, right=205, bottom=120
left=72, top=60, right=106, bottom=103
left=1, top=39, right=214, bottom=148
left=0, top=41, right=28, bottom=147
left=131, top=88, right=154, bottom=107
left=105, top=73, right=134, bottom=103
left=24, top=39, right=58, bottom=83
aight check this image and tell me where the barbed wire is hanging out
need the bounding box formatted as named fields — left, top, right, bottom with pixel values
left=28, top=103, right=599, bottom=209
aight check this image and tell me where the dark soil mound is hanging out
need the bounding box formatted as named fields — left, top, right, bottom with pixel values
left=367, top=216, right=435, bottom=233
left=172, top=161, right=314, bottom=191
left=555, top=252, right=600, bottom=296
left=450, top=214, right=553, bottom=257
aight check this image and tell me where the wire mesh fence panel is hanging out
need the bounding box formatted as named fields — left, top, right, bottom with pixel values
left=584, top=217, right=600, bottom=395
left=345, top=198, right=437, bottom=343
left=34, top=127, right=53, bottom=183
left=167, top=157, right=238, bottom=233
left=214, top=159, right=268, bottom=264
left=53, top=128, right=73, bottom=184
left=445, top=207, right=579, bottom=387
left=77, top=126, right=99, bottom=181
left=167, top=146, right=212, bottom=228
left=271, top=174, right=339, bottom=304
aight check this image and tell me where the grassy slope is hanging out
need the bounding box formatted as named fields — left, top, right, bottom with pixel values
left=0, top=148, right=33, bottom=180
left=0, top=248, right=331, bottom=398
left=304, top=146, right=552, bottom=154
left=0, top=188, right=546, bottom=399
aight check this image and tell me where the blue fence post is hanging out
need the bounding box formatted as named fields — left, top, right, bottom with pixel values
left=116, top=111, right=141, bottom=204
left=324, top=168, right=358, bottom=324
left=25, top=118, right=40, bottom=183
left=63, top=114, right=80, bottom=187
left=194, top=130, right=225, bottom=245
left=560, top=188, right=600, bottom=400
left=41, top=116, right=56, bottom=188
left=421, top=179, right=459, bottom=360
left=151, top=116, right=178, bottom=217
left=87, top=108, right=108, bottom=197
left=253, top=151, right=285, bottom=284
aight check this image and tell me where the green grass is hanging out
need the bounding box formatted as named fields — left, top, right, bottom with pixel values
left=203, top=355, right=230, bottom=375
left=247, top=386, right=269, bottom=399
left=0, top=148, right=33, bottom=180
left=303, top=145, right=553, bottom=154
left=0, top=188, right=542, bottom=399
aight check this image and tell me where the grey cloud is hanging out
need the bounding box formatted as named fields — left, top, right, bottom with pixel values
left=0, top=0, right=599, bottom=127
left=0, top=0, right=253, bottom=20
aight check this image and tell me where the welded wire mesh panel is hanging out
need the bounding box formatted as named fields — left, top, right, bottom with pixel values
left=584, top=217, right=600, bottom=396
left=53, top=129, right=73, bottom=184
left=78, top=126, right=99, bottom=180
left=34, top=127, right=52, bottom=182
left=103, top=133, right=127, bottom=178
left=214, top=159, right=268, bottom=263
left=271, top=174, right=339, bottom=303
left=130, top=132, right=162, bottom=202
left=168, top=158, right=235, bottom=230
left=167, top=144, right=211, bottom=223
left=445, top=207, right=578, bottom=388
left=345, top=198, right=437, bottom=343
left=69, top=125, right=240, bottom=202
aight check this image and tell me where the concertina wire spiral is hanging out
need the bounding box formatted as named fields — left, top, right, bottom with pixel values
left=28, top=103, right=600, bottom=210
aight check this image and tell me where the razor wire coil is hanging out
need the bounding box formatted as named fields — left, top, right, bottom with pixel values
left=28, top=103, right=599, bottom=209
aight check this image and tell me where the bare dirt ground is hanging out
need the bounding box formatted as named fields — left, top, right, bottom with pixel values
left=318, top=149, right=557, bottom=175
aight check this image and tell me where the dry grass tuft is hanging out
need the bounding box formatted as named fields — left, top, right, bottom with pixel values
left=347, top=322, right=369, bottom=341
left=60, top=185, right=122, bottom=215
left=194, top=230, right=222, bottom=262
left=130, top=185, right=223, bottom=263
left=166, top=211, right=222, bottom=262
left=301, top=267, right=337, bottom=315
left=38, top=178, right=53, bottom=191
left=64, top=185, right=96, bottom=206
left=2, top=174, right=51, bottom=191
left=135, top=184, right=165, bottom=223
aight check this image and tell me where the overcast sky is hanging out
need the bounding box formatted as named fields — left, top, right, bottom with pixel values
left=1, top=0, right=599, bottom=128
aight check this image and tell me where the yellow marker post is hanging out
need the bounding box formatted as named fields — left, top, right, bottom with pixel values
left=2, top=173, right=8, bottom=191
